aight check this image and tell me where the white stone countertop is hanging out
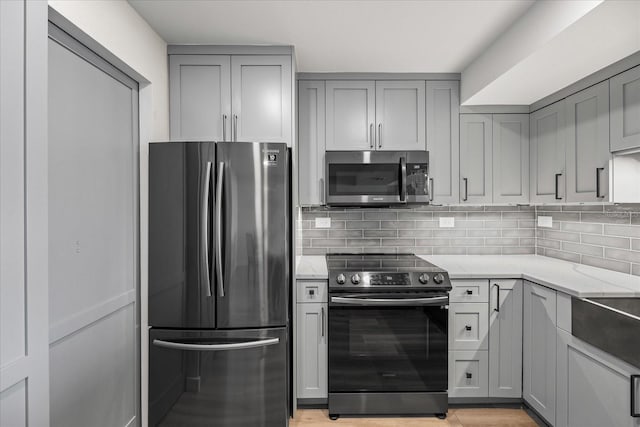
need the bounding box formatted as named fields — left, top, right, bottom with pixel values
left=296, top=254, right=640, bottom=298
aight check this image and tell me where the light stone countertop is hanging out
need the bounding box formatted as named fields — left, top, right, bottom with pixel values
left=296, top=254, right=640, bottom=298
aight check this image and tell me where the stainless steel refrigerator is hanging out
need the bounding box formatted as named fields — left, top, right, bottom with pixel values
left=148, top=141, right=290, bottom=427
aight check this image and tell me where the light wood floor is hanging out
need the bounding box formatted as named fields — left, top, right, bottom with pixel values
left=291, top=408, right=539, bottom=427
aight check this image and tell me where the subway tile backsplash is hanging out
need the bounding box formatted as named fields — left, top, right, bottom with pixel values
left=300, top=204, right=640, bottom=277
left=301, top=205, right=536, bottom=256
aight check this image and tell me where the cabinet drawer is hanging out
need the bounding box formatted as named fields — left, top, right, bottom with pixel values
left=448, top=350, right=489, bottom=397
left=450, top=280, right=489, bottom=303
left=449, top=303, right=489, bottom=350
left=296, top=280, right=328, bottom=303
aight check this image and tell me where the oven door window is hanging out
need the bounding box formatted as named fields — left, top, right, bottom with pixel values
left=328, top=163, right=400, bottom=196
left=329, top=305, right=447, bottom=392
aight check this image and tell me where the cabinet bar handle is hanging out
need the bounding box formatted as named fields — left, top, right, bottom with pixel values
left=596, top=167, right=605, bottom=199
left=369, top=123, right=374, bottom=149
left=463, top=178, right=468, bottom=201
left=632, top=375, right=640, bottom=417
left=555, top=173, right=562, bottom=200
left=429, top=177, right=434, bottom=202
left=493, top=283, right=500, bottom=312
left=222, top=114, right=227, bottom=141
left=233, top=114, right=238, bottom=142
left=378, top=123, right=382, bottom=149
left=321, top=307, right=325, bottom=338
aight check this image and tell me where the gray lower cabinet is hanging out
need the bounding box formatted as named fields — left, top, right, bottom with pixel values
left=460, top=114, right=493, bottom=204
left=448, top=302, right=489, bottom=351
left=492, top=115, right=529, bottom=204
left=296, top=281, right=328, bottom=401
left=325, top=80, right=376, bottom=150
left=426, top=81, right=460, bottom=204
left=565, top=81, right=611, bottom=203
left=298, top=80, right=326, bottom=206
left=169, top=53, right=292, bottom=146
left=557, top=329, right=640, bottom=427
left=523, top=281, right=557, bottom=426
left=611, top=65, right=640, bottom=152
left=488, top=279, right=523, bottom=398
left=530, top=101, right=566, bottom=203
left=449, top=350, right=489, bottom=398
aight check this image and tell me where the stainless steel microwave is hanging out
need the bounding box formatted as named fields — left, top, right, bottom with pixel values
left=325, top=151, right=430, bottom=206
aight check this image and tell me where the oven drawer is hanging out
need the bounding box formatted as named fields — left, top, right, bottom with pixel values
left=450, top=280, right=489, bottom=303
left=448, top=303, right=489, bottom=351
left=448, top=350, right=489, bottom=397
left=297, top=280, right=328, bottom=303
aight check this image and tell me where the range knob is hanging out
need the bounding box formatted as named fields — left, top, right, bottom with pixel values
left=351, top=274, right=361, bottom=284
left=433, top=273, right=445, bottom=284
left=336, top=274, right=346, bottom=285
left=419, top=273, right=430, bottom=284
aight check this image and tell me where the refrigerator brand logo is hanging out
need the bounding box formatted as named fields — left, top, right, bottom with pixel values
left=263, top=150, right=279, bottom=166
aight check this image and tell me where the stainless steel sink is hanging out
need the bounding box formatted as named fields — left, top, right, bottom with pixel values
left=572, top=297, right=640, bottom=368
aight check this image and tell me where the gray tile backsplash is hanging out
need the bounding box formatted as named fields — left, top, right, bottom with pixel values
left=301, top=205, right=536, bottom=256
left=535, top=204, right=640, bottom=276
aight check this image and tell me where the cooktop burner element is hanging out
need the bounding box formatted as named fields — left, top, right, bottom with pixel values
left=326, top=253, right=452, bottom=291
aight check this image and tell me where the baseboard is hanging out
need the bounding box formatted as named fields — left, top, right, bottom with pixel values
left=297, top=398, right=328, bottom=409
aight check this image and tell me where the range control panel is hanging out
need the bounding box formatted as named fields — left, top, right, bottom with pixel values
left=369, top=273, right=410, bottom=286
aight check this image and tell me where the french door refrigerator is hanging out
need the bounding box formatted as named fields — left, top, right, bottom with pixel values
left=148, top=141, right=290, bottom=427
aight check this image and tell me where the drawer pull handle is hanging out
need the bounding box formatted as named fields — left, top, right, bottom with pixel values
left=309, top=289, right=315, bottom=296
left=466, top=290, right=473, bottom=295
left=466, top=372, right=472, bottom=379
left=465, top=325, right=472, bottom=331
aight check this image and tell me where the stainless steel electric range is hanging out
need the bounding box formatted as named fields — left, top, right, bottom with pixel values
left=326, top=253, right=452, bottom=420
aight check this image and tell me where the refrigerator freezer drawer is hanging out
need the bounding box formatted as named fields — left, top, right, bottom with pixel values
left=149, top=327, right=288, bottom=427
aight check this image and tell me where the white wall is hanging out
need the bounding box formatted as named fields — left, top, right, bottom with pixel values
left=48, top=0, right=169, bottom=141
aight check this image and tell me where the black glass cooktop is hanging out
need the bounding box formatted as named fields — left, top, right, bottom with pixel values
left=326, top=253, right=446, bottom=273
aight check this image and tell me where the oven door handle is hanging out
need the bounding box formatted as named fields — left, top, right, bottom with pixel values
left=330, top=295, right=448, bottom=306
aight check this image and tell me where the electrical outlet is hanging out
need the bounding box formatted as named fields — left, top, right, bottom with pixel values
left=439, top=217, right=455, bottom=228
left=537, top=216, right=553, bottom=228
left=315, top=217, right=331, bottom=228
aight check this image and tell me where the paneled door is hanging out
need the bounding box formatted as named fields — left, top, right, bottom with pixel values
left=231, top=55, right=292, bottom=145
left=459, top=114, right=493, bottom=204
left=298, top=80, right=326, bottom=205
left=610, top=65, right=640, bottom=152
left=492, top=114, right=529, bottom=204
left=375, top=81, right=426, bottom=151
left=325, top=81, right=376, bottom=150
left=565, top=81, right=611, bottom=202
left=48, top=22, right=139, bottom=427
left=530, top=101, right=566, bottom=203
left=0, top=1, right=49, bottom=426
left=169, top=54, right=231, bottom=141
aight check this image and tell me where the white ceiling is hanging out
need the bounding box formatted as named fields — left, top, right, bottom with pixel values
left=128, top=0, right=535, bottom=73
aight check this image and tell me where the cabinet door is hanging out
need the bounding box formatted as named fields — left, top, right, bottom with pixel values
left=557, top=329, right=640, bottom=427
left=523, top=282, right=557, bottom=426
left=489, top=279, right=523, bottom=398
left=231, top=55, right=292, bottom=145
left=530, top=101, right=566, bottom=203
left=566, top=81, right=611, bottom=202
left=449, top=350, right=489, bottom=397
left=449, top=303, right=489, bottom=351
left=325, top=81, right=375, bottom=150
left=426, top=81, right=460, bottom=204
left=460, top=114, right=492, bottom=204
left=298, top=81, right=325, bottom=206
left=375, top=81, right=425, bottom=151
left=492, top=114, right=529, bottom=204
left=169, top=55, right=231, bottom=141
left=296, top=303, right=328, bottom=399
left=611, top=65, right=640, bottom=152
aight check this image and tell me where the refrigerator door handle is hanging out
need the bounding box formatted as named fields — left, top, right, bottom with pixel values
left=201, top=161, right=212, bottom=297
left=216, top=162, right=225, bottom=297
left=152, top=337, right=279, bottom=351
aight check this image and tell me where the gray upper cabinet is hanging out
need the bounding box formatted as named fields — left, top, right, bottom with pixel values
left=231, top=55, right=292, bottom=145
left=523, top=282, right=557, bottom=426
left=460, top=114, right=492, bottom=204
left=169, top=55, right=231, bottom=141
left=488, top=280, right=523, bottom=398
left=298, top=81, right=326, bottom=206
left=611, top=65, right=640, bottom=152
left=530, top=101, right=566, bottom=203
left=565, top=81, right=611, bottom=203
left=492, top=114, right=529, bottom=204
left=375, top=81, right=426, bottom=151
left=556, top=329, right=640, bottom=427
left=325, top=81, right=376, bottom=150
left=427, top=81, right=460, bottom=204
left=169, top=53, right=292, bottom=146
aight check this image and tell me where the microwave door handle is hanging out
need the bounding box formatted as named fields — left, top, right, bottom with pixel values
left=400, top=157, right=407, bottom=202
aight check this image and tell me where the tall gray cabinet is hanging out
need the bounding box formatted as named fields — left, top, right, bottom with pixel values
left=169, top=47, right=293, bottom=146
left=459, top=114, right=493, bottom=204
left=530, top=101, right=566, bottom=203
